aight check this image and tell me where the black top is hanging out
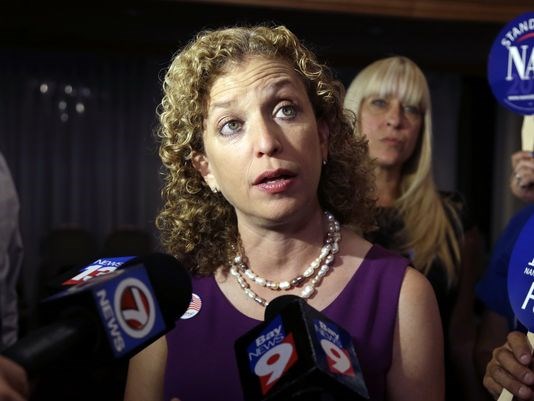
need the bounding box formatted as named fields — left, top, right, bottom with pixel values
left=365, top=191, right=471, bottom=323
left=364, top=191, right=473, bottom=401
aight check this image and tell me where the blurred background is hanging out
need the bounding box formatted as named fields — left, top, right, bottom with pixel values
left=0, top=0, right=531, bottom=331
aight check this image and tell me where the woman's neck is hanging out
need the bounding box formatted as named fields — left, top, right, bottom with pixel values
left=234, top=209, right=328, bottom=282
left=375, top=166, right=402, bottom=207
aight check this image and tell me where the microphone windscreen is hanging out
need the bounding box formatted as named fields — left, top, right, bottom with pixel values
left=121, top=253, right=193, bottom=325
left=236, top=294, right=369, bottom=401
left=264, top=294, right=301, bottom=321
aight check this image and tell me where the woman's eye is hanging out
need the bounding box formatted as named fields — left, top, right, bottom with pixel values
left=275, top=104, right=297, bottom=119
left=403, top=105, right=422, bottom=116
left=370, top=98, right=387, bottom=108
left=220, top=120, right=242, bottom=136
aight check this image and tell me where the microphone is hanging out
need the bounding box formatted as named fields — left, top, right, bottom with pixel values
left=234, top=295, right=369, bottom=401
left=2, top=253, right=192, bottom=378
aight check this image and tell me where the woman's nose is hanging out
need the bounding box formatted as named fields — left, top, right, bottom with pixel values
left=253, top=116, right=282, bottom=157
left=385, top=103, right=402, bottom=127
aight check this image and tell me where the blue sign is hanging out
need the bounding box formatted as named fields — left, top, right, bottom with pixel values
left=507, top=214, right=534, bottom=331
left=487, top=12, right=534, bottom=115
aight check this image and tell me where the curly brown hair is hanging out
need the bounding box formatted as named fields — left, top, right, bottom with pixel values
left=156, top=24, right=376, bottom=276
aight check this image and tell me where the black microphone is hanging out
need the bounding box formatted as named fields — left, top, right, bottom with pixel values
left=234, top=295, right=369, bottom=401
left=2, top=253, right=192, bottom=378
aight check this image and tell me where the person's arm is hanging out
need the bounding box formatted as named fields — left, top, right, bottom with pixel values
left=124, top=336, right=167, bottom=401
left=510, top=151, right=534, bottom=203
left=386, top=267, right=444, bottom=401
left=0, top=355, right=28, bottom=401
left=0, top=152, right=23, bottom=349
left=483, top=331, right=534, bottom=400
left=2, top=226, right=23, bottom=348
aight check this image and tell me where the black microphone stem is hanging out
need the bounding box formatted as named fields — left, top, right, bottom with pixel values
left=2, top=316, right=97, bottom=378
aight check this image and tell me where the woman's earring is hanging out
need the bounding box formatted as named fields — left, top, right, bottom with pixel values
left=322, top=160, right=327, bottom=166
left=211, top=187, right=219, bottom=193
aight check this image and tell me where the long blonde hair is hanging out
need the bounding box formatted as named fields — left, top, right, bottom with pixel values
left=345, top=56, right=462, bottom=287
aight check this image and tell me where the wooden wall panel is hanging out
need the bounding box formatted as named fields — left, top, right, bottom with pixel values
left=183, top=0, right=533, bottom=23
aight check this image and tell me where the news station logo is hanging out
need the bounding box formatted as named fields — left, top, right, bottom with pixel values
left=62, top=256, right=135, bottom=286
left=488, top=12, right=534, bottom=115
left=93, top=267, right=165, bottom=357
left=114, top=277, right=156, bottom=338
left=313, top=320, right=356, bottom=378
left=246, top=315, right=298, bottom=395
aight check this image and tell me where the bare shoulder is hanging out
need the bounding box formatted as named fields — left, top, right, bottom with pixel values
left=400, top=267, right=435, bottom=300
left=397, top=267, right=441, bottom=333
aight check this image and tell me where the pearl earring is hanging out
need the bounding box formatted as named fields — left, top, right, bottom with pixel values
left=322, top=160, right=327, bottom=166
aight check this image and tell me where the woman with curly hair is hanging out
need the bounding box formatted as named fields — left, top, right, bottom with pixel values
left=344, top=56, right=483, bottom=400
left=124, top=26, right=443, bottom=401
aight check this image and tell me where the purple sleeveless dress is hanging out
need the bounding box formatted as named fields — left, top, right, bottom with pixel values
left=164, top=245, right=409, bottom=401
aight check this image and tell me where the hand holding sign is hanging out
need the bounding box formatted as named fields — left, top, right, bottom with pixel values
left=486, top=12, right=534, bottom=399
left=488, top=9, right=534, bottom=200
left=488, top=10, right=534, bottom=199
left=510, top=147, right=534, bottom=203
left=498, top=214, right=534, bottom=401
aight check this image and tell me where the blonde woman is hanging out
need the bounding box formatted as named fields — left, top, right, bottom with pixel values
left=345, top=56, right=483, bottom=401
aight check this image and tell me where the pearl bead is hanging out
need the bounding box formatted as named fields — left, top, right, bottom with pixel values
left=291, top=276, right=304, bottom=286
left=279, top=281, right=290, bottom=290
left=254, top=276, right=266, bottom=286
left=301, top=285, right=315, bottom=298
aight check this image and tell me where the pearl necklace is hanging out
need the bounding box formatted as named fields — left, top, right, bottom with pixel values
left=229, top=211, right=341, bottom=307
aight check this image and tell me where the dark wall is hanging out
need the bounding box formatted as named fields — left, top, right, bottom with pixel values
left=0, top=1, right=504, bottom=313
left=0, top=2, right=503, bottom=73
left=2, top=0, right=504, bottom=209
